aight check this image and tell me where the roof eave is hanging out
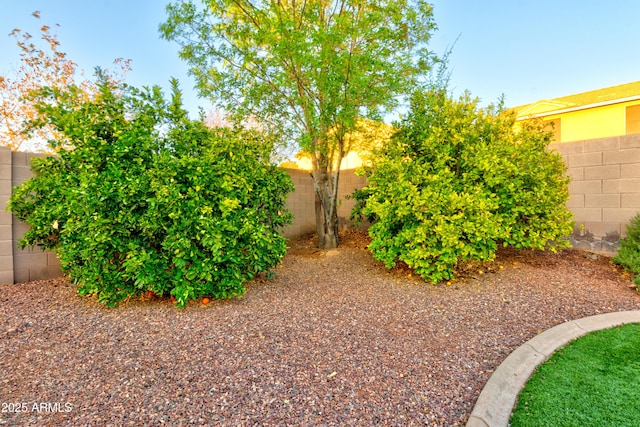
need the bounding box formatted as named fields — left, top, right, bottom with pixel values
left=516, top=95, right=640, bottom=121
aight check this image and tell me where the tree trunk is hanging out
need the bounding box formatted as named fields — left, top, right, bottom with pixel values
left=310, top=132, right=346, bottom=249
left=314, top=190, right=326, bottom=248
left=311, top=166, right=339, bottom=249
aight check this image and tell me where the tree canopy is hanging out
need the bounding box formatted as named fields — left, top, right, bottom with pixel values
left=161, top=0, right=436, bottom=248
left=0, top=12, right=129, bottom=152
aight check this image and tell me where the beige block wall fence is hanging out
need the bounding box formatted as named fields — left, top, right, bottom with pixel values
left=1, top=135, right=638, bottom=284
left=551, top=133, right=640, bottom=252
left=0, top=149, right=63, bottom=285
left=0, top=146, right=368, bottom=285
left=283, top=168, right=368, bottom=238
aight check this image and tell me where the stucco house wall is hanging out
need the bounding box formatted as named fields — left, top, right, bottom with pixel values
left=542, top=99, right=640, bottom=143
left=515, top=80, right=640, bottom=143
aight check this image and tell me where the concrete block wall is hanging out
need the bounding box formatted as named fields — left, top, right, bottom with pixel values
left=1, top=159, right=368, bottom=283
left=551, top=133, right=640, bottom=252
left=8, top=149, right=63, bottom=284
left=3, top=134, right=637, bottom=283
left=0, top=146, right=14, bottom=285
left=282, top=168, right=316, bottom=238
left=281, top=168, right=368, bottom=238
left=336, top=169, right=368, bottom=229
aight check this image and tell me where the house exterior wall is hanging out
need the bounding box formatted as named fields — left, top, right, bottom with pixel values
left=293, top=150, right=372, bottom=171
left=538, top=99, right=640, bottom=143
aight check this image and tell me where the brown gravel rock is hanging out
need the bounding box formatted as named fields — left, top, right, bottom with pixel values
left=1, top=230, right=638, bottom=426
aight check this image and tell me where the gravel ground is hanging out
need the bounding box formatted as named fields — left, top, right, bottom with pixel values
left=1, top=230, right=639, bottom=426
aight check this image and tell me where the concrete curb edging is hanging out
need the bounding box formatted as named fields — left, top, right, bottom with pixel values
left=466, top=310, right=640, bottom=427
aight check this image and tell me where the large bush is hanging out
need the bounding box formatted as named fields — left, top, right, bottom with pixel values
left=9, top=78, right=293, bottom=307
left=354, top=89, right=573, bottom=283
left=614, top=213, right=640, bottom=287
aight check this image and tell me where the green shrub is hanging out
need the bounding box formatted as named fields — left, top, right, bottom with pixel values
left=9, top=77, right=293, bottom=307
left=355, top=89, right=573, bottom=283
left=614, top=213, right=640, bottom=287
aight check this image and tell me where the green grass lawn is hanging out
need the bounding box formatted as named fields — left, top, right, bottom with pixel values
left=510, top=323, right=640, bottom=427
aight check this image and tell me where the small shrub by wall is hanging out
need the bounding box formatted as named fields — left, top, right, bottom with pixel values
left=614, top=213, right=640, bottom=285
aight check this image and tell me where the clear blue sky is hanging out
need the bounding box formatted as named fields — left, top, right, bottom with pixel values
left=1, top=1, right=639, bottom=118
left=430, top=0, right=640, bottom=107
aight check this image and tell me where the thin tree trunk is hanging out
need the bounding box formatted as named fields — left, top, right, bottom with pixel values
left=314, top=188, right=325, bottom=248
left=311, top=165, right=339, bottom=249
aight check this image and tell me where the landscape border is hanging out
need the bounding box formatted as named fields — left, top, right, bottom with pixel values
left=466, top=310, right=640, bottom=427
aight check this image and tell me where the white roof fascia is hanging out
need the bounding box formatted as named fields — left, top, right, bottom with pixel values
left=516, top=95, right=640, bottom=120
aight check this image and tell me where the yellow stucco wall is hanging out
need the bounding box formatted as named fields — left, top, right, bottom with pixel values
left=286, top=119, right=395, bottom=171
left=533, top=99, right=640, bottom=143
left=293, top=150, right=370, bottom=171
